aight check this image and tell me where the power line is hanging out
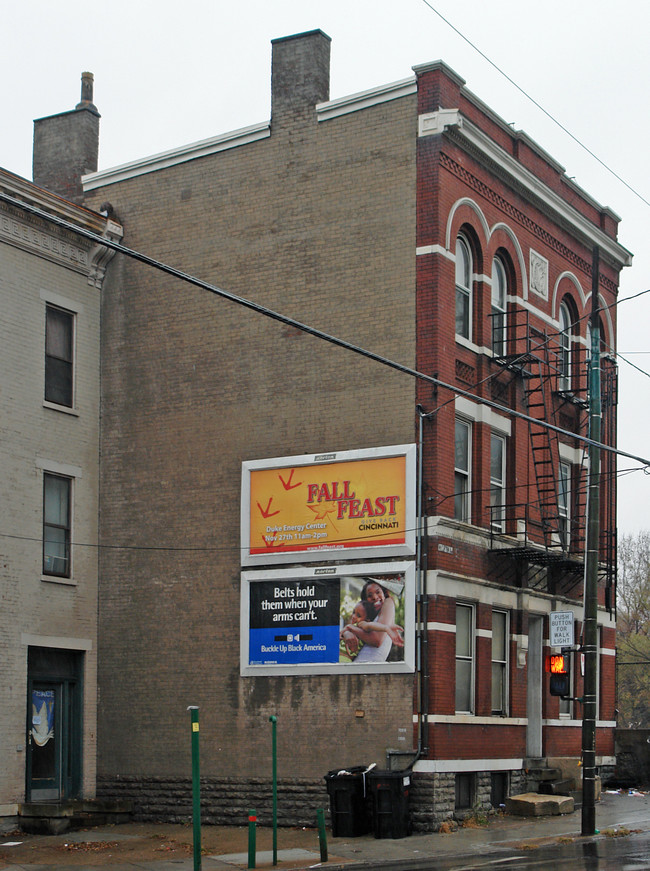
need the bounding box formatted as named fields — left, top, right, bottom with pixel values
left=2, top=188, right=649, bottom=470
left=419, top=0, right=650, bottom=210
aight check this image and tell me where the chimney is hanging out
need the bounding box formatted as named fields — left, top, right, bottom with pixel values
left=32, top=72, right=100, bottom=205
left=271, top=30, right=331, bottom=125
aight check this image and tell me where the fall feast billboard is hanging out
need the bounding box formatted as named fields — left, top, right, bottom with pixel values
left=240, top=444, right=416, bottom=566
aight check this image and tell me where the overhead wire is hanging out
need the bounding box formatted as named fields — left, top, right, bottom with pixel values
left=2, top=188, right=648, bottom=470
left=419, top=0, right=650, bottom=210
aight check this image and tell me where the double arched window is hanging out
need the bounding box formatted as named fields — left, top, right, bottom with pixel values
left=455, top=236, right=472, bottom=340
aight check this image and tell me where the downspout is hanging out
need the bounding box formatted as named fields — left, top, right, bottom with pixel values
left=416, top=405, right=430, bottom=758
left=388, top=404, right=431, bottom=770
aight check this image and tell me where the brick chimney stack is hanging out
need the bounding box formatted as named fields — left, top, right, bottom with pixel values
left=32, top=71, right=100, bottom=205
left=271, top=30, right=331, bottom=125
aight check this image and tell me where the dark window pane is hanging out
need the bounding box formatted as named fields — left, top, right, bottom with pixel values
left=43, top=475, right=71, bottom=577
left=45, top=306, right=73, bottom=407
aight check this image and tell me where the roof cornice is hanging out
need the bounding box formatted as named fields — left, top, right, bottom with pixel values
left=316, top=76, right=416, bottom=121
left=419, top=109, right=632, bottom=270
left=83, top=122, right=271, bottom=191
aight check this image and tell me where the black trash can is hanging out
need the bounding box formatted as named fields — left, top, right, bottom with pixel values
left=367, top=769, right=411, bottom=839
left=324, top=766, right=372, bottom=837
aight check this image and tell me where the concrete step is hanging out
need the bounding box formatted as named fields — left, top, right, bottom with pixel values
left=538, top=778, right=575, bottom=795
left=18, top=799, right=132, bottom=834
left=526, top=768, right=562, bottom=782
left=506, top=792, right=574, bottom=816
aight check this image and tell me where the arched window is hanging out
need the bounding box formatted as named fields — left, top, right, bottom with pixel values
left=559, top=302, right=572, bottom=391
left=455, top=236, right=472, bottom=340
left=491, top=258, right=507, bottom=356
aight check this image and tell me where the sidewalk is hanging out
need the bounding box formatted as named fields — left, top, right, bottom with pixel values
left=2, top=792, right=649, bottom=871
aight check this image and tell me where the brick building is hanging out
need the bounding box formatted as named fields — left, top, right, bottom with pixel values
left=12, top=31, right=631, bottom=829
left=0, top=124, right=121, bottom=823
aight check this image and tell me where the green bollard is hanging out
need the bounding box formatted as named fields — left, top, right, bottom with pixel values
left=317, top=808, right=328, bottom=862
left=269, top=715, right=277, bottom=866
left=247, top=810, right=256, bottom=869
left=187, top=706, right=201, bottom=871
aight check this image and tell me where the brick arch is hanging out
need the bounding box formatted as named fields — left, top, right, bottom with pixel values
left=445, top=198, right=490, bottom=257
left=485, top=224, right=527, bottom=301
left=552, top=272, right=587, bottom=324
left=585, top=292, right=615, bottom=353
left=445, top=200, right=528, bottom=298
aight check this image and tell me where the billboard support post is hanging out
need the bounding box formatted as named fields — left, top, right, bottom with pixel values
left=270, top=715, right=278, bottom=865
left=187, top=706, right=201, bottom=871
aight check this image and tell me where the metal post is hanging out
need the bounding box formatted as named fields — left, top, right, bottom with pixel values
left=247, top=810, right=256, bottom=869
left=269, top=715, right=277, bottom=866
left=581, top=248, right=601, bottom=836
left=317, top=808, right=328, bottom=862
left=188, top=706, right=202, bottom=871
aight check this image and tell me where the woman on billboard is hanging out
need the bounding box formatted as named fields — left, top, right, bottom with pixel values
left=341, top=579, right=404, bottom=662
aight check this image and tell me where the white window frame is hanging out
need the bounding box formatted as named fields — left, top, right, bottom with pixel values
left=490, top=432, right=506, bottom=532
left=455, top=235, right=472, bottom=340
left=558, top=302, right=572, bottom=392
left=455, top=602, right=475, bottom=714
left=491, top=609, right=509, bottom=715
left=558, top=461, right=571, bottom=549
left=43, top=472, right=73, bottom=578
left=454, top=418, right=471, bottom=523
left=45, top=303, right=76, bottom=409
left=491, top=258, right=507, bottom=356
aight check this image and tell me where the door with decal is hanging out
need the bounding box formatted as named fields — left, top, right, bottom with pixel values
left=26, top=648, right=82, bottom=802
left=28, top=683, right=61, bottom=800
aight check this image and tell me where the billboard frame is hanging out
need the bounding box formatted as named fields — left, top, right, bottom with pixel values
left=240, top=443, right=416, bottom=566
left=240, top=561, right=416, bottom=676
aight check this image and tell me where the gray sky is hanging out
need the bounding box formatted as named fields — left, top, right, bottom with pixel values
left=4, top=0, right=649, bottom=534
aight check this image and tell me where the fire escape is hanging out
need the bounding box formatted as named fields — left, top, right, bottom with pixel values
left=488, top=307, right=617, bottom=611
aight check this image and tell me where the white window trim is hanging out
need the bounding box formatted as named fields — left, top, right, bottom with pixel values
left=559, top=302, right=572, bottom=392
left=558, top=461, right=571, bottom=549
left=455, top=602, right=475, bottom=715
left=455, top=396, right=511, bottom=436
left=41, top=469, right=76, bottom=584
left=491, top=258, right=508, bottom=356
left=44, top=300, right=78, bottom=412
left=491, top=609, right=509, bottom=716
left=490, top=433, right=507, bottom=533
left=455, top=236, right=473, bottom=341
left=455, top=418, right=472, bottom=523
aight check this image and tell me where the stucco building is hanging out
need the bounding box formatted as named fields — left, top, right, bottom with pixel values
left=0, top=143, right=121, bottom=822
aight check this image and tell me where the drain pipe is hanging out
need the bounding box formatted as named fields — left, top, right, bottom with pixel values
left=387, top=405, right=431, bottom=770
left=416, top=405, right=431, bottom=759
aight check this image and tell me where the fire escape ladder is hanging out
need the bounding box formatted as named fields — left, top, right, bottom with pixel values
left=522, top=337, right=564, bottom=551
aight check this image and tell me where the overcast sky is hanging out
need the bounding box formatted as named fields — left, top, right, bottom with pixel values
left=4, top=0, right=649, bottom=535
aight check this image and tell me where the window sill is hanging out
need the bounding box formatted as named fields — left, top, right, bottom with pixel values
left=41, top=575, right=76, bottom=587
left=455, top=335, right=493, bottom=356
left=43, top=401, right=79, bottom=417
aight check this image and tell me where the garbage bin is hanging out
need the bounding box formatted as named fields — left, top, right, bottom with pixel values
left=324, top=766, right=372, bottom=837
left=367, top=769, right=411, bottom=839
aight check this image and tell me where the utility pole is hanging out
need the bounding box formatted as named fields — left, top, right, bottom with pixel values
left=581, top=247, right=601, bottom=836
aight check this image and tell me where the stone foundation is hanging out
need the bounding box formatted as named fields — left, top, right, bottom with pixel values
left=99, top=767, right=530, bottom=834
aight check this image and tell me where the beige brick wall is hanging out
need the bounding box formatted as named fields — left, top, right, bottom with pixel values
left=0, top=209, right=100, bottom=806
left=88, top=88, right=418, bottom=779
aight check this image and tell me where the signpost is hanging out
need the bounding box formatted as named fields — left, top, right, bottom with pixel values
left=549, top=611, right=574, bottom=649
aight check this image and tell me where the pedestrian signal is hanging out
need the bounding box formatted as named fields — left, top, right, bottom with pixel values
left=546, top=652, right=570, bottom=697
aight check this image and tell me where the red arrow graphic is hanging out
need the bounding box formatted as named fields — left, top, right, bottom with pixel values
left=257, top=498, right=280, bottom=518
left=279, top=468, right=302, bottom=491
left=262, top=535, right=284, bottom=549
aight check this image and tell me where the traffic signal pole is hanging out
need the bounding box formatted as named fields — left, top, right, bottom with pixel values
left=581, top=247, right=601, bottom=836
